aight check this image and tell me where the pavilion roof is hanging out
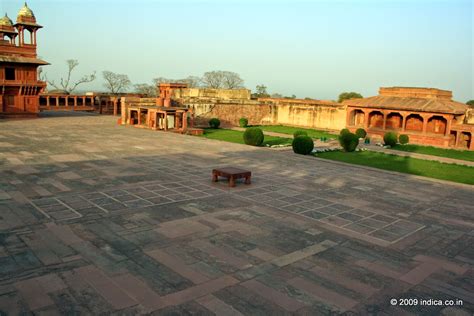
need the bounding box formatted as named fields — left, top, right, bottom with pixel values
left=343, top=95, right=468, bottom=115
left=0, top=55, right=49, bottom=65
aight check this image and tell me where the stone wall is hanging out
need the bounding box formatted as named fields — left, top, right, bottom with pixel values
left=186, top=101, right=275, bottom=127
left=122, top=90, right=350, bottom=132
left=120, top=97, right=155, bottom=124
left=180, top=97, right=346, bottom=131
left=263, top=99, right=346, bottom=130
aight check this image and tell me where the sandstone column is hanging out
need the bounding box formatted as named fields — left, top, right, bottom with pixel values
left=183, top=112, right=187, bottom=131
left=444, top=115, right=452, bottom=137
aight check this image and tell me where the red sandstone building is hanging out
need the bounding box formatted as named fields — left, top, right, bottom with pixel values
left=0, top=4, right=48, bottom=117
left=344, top=87, right=473, bottom=150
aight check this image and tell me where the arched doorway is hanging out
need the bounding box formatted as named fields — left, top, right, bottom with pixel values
left=427, top=116, right=447, bottom=134
left=386, top=112, right=403, bottom=130
left=349, top=109, right=365, bottom=126
left=405, top=114, right=423, bottom=132
left=368, top=111, right=384, bottom=128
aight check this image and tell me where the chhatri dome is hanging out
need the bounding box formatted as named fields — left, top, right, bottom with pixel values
left=0, top=13, right=14, bottom=27
left=17, top=2, right=36, bottom=22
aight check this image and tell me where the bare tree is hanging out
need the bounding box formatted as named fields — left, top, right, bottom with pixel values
left=152, top=76, right=201, bottom=88
left=47, top=59, right=96, bottom=94
left=222, top=71, right=244, bottom=89
left=102, top=71, right=131, bottom=94
left=181, top=76, right=201, bottom=88
left=201, top=71, right=244, bottom=89
left=152, top=77, right=174, bottom=85
left=201, top=71, right=225, bottom=89
left=134, top=83, right=156, bottom=97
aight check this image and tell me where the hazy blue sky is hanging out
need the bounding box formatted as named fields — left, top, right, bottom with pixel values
left=2, top=0, right=473, bottom=101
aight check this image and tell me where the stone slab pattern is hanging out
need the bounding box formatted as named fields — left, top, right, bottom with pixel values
left=0, top=114, right=473, bottom=315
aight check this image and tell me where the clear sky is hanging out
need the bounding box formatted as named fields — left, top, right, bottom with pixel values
left=2, top=0, right=473, bottom=101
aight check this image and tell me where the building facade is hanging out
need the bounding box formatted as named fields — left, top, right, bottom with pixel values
left=344, top=87, right=473, bottom=150
left=0, top=4, right=48, bottom=117
left=121, top=85, right=473, bottom=150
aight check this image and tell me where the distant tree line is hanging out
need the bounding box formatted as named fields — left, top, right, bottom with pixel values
left=45, top=60, right=367, bottom=103
left=251, top=84, right=298, bottom=99
left=338, top=92, right=363, bottom=103
left=134, top=71, right=245, bottom=97
left=44, top=63, right=246, bottom=96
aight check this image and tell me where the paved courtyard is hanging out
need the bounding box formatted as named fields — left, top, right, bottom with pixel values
left=0, top=113, right=473, bottom=315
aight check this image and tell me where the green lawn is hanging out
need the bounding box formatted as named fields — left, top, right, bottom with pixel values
left=258, top=125, right=338, bottom=139
left=315, top=151, right=474, bottom=185
left=201, top=128, right=292, bottom=146
left=391, top=144, right=474, bottom=162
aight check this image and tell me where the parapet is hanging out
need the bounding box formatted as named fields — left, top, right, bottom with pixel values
left=172, top=88, right=251, bottom=100
left=379, top=87, right=453, bottom=100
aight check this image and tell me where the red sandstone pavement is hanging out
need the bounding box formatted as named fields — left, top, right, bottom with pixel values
left=0, top=114, right=472, bottom=315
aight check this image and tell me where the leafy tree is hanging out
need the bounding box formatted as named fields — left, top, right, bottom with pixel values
left=46, top=59, right=96, bottom=94
left=467, top=100, right=474, bottom=108
left=134, top=83, right=156, bottom=97
left=102, top=71, right=131, bottom=94
left=252, top=84, right=270, bottom=98
left=284, top=94, right=297, bottom=99
left=270, top=93, right=283, bottom=98
left=338, top=92, right=363, bottom=103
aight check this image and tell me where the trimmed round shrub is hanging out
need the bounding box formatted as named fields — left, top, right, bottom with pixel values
left=239, top=118, right=248, bottom=128
left=383, top=132, right=398, bottom=147
left=339, top=131, right=359, bottom=152
left=292, top=136, right=314, bottom=155
left=340, top=128, right=351, bottom=135
left=293, top=130, right=308, bottom=138
left=399, top=134, right=409, bottom=145
left=355, top=128, right=367, bottom=139
left=243, top=127, right=264, bottom=146
left=208, top=118, right=220, bottom=129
